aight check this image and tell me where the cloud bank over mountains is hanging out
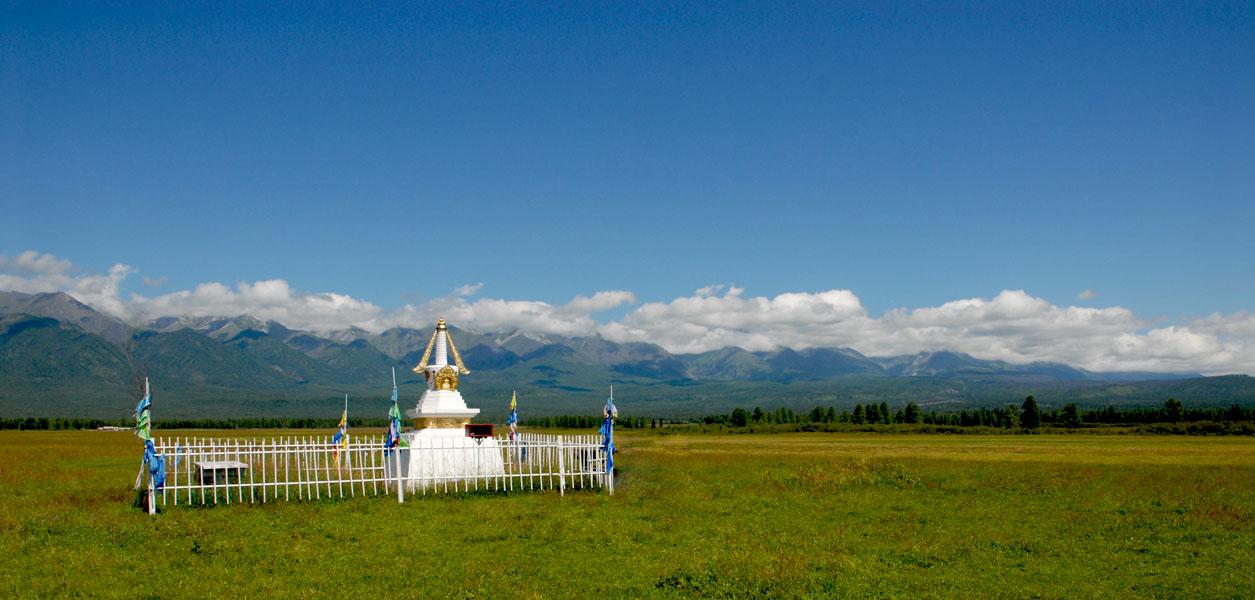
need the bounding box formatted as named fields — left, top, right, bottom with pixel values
left=2, top=251, right=1251, bottom=375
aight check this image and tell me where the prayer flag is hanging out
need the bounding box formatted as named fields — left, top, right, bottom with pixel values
left=333, top=395, right=348, bottom=468
left=600, top=416, right=615, bottom=473
left=134, top=381, right=151, bottom=441
left=386, top=381, right=408, bottom=453
left=144, top=439, right=166, bottom=490
left=601, top=393, right=616, bottom=473
left=507, top=391, right=518, bottom=440
left=133, top=379, right=164, bottom=490
left=384, top=371, right=409, bottom=454
left=507, top=391, right=525, bottom=462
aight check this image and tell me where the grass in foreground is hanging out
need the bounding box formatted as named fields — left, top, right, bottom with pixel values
left=1, top=430, right=1252, bottom=598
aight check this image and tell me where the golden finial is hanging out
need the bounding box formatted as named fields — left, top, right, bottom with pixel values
left=413, top=321, right=439, bottom=373
left=412, top=317, right=470, bottom=375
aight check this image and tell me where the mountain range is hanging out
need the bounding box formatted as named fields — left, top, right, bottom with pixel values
left=2, top=290, right=1251, bottom=419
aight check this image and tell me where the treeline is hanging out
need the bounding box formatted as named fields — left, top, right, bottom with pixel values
left=521, top=415, right=660, bottom=429
left=0, top=417, right=129, bottom=431
left=0, top=416, right=394, bottom=431
left=518, top=397, right=1255, bottom=434
left=7, top=397, right=1250, bottom=433
left=703, top=396, right=1253, bottom=430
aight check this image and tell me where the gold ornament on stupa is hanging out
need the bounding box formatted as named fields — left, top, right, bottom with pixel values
left=412, top=317, right=470, bottom=391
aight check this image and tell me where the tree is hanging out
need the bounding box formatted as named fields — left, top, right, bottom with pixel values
left=1061, top=403, right=1081, bottom=428
left=879, top=402, right=891, bottom=424
left=1021, top=395, right=1041, bottom=429
left=810, top=406, right=827, bottom=423
left=852, top=404, right=866, bottom=425
left=752, top=407, right=765, bottom=423
left=1164, top=398, right=1183, bottom=423
left=904, top=402, right=921, bottom=424
left=730, top=408, right=749, bottom=427
left=1003, top=404, right=1020, bottom=428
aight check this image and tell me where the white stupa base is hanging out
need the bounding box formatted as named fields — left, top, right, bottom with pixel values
left=385, top=429, right=505, bottom=491
left=408, top=389, right=479, bottom=417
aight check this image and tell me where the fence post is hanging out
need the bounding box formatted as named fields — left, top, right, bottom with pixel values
left=394, top=442, right=405, bottom=503
left=557, top=436, right=566, bottom=497
left=147, top=438, right=157, bottom=515
left=249, top=438, right=257, bottom=504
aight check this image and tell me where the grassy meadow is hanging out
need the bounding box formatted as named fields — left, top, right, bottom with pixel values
left=1, top=429, right=1253, bottom=598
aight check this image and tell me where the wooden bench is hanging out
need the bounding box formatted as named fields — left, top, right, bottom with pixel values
left=197, top=460, right=250, bottom=485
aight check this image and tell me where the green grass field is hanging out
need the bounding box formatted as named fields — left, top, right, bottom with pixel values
left=2, top=429, right=1252, bottom=598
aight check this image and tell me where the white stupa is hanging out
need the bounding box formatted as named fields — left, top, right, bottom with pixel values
left=388, top=318, right=505, bottom=489
left=406, top=317, right=479, bottom=431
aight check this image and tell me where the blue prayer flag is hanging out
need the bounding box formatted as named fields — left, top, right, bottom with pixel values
left=134, top=386, right=152, bottom=441
left=601, top=391, right=616, bottom=473
left=143, top=439, right=165, bottom=489
left=332, top=395, right=349, bottom=467
left=385, top=380, right=408, bottom=454
left=600, top=417, right=615, bottom=472
left=134, top=391, right=151, bottom=417
left=507, top=391, right=518, bottom=439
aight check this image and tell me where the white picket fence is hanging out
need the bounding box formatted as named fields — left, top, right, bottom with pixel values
left=144, top=432, right=611, bottom=513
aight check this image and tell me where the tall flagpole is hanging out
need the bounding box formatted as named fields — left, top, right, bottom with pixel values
left=145, top=377, right=154, bottom=514
left=145, top=376, right=151, bottom=437
left=134, top=377, right=151, bottom=490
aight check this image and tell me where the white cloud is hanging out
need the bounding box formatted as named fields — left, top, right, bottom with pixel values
left=1, top=252, right=1251, bottom=375
left=393, top=290, right=636, bottom=338
left=562, top=291, right=636, bottom=315
left=0, top=250, right=76, bottom=275
left=1188, top=311, right=1255, bottom=337
left=453, top=282, right=483, bottom=297
left=1077, top=288, right=1099, bottom=300
left=866, top=290, right=1148, bottom=366
left=142, top=275, right=168, bottom=288
left=601, top=287, right=1254, bottom=375
left=0, top=251, right=136, bottom=319
left=605, top=287, right=867, bottom=353
left=136, top=280, right=388, bottom=332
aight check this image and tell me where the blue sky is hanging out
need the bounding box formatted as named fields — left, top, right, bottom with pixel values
left=2, top=3, right=1252, bottom=373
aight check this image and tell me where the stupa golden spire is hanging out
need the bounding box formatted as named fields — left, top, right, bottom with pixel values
left=413, top=318, right=470, bottom=391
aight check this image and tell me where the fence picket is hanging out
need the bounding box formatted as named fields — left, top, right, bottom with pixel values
left=248, top=439, right=256, bottom=503
left=221, top=439, right=229, bottom=503
left=336, top=435, right=344, bottom=499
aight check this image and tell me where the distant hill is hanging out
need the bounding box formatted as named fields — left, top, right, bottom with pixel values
left=0, top=291, right=134, bottom=344
left=0, top=313, right=134, bottom=416
left=0, top=290, right=1246, bottom=420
